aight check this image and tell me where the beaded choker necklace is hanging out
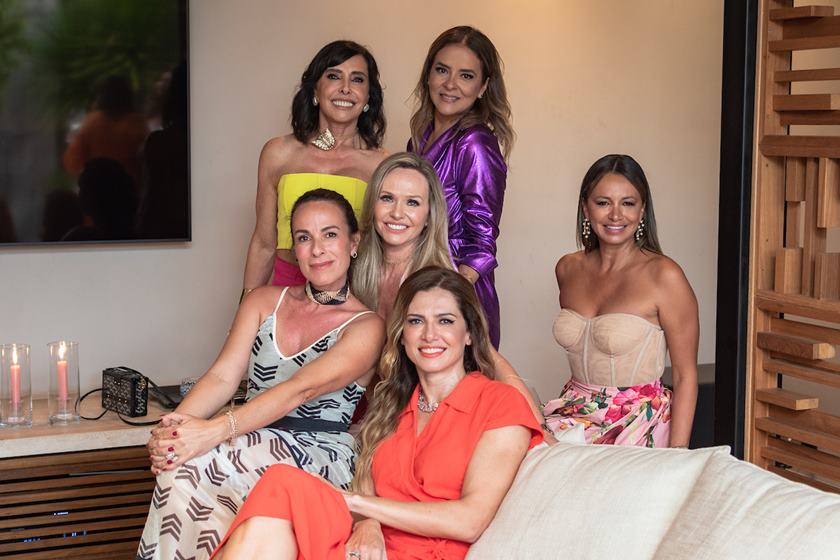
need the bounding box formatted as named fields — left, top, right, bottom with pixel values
left=305, top=281, right=350, bottom=305
left=417, top=388, right=439, bottom=413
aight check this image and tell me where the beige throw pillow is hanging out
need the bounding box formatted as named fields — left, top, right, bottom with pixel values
left=468, top=444, right=729, bottom=560
left=652, top=450, right=840, bottom=559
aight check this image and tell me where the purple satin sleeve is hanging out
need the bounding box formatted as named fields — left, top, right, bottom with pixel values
left=452, top=128, right=507, bottom=276
left=412, top=124, right=507, bottom=348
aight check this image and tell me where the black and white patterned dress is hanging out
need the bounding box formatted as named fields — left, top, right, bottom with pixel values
left=137, top=288, right=369, bottom=560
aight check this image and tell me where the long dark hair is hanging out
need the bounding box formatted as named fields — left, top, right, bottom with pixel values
left=352, top=266, right=495, bottom=490
left=291, top=40, right=385, bottom=149
left=576, top=154, right=662, bottom=254
left=410, top=26, right=513, bottom=160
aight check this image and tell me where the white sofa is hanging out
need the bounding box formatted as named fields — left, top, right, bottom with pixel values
left=468, top=431, right=840, bottom=559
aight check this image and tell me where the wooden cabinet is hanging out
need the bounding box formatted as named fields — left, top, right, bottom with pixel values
left=0, top=400, right=162, bottom=558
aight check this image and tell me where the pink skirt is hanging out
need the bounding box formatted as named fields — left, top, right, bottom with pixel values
left=272, top=257, right=306, bottom=286
left=543, top=379, right=671, bottom=447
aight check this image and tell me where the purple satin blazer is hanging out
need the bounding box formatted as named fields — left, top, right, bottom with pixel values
left=412, top=124, right=507, bottom=347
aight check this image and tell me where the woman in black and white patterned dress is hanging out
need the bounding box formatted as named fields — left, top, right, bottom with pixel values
left=137, top=189, right=384, bottom=560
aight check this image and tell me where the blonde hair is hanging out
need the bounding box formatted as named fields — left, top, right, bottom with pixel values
left=352, top=267, right=496, bottom=490
left=352, top=152, right=453, bottom=310
left=410, top=26, right=514, bottom=161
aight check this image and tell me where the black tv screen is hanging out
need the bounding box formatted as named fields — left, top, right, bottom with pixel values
left=0, top=0, right=189, bottom=244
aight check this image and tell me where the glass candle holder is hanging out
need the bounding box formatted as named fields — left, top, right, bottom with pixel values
left=48, top=340, right=80, bottom=424
left=0, top=343, right=32, bottom=427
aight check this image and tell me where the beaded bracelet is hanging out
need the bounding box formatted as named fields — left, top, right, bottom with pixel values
left=225, top=410, right=238, bottom=444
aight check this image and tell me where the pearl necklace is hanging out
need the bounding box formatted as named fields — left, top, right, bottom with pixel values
left=417, top=389, right=439, bottom=413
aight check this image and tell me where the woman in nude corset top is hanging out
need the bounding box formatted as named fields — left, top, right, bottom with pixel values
left=544, top=154, right=698, bottom=448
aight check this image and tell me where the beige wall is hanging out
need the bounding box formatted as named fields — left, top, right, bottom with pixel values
left=0, top=1, right=723, bottom=403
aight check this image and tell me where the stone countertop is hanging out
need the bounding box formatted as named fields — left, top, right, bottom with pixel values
left=0, top=398, right=169, bottom=459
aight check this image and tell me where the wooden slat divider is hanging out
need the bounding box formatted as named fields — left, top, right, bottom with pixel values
left=0, top=528, right=143, bottom=555
left=782, top=13, right=840, bottom=38
left=780, top=110, right=840, bottom=125
left=0, top=504, right=149, bottom=531
left=775, top=67, right=840, bottom=81
left=0, top=447, right=149, bottom=471
left=774, top=248, right=802, bottom=292
left=749, top=0, right=840, bottom=492
left=756, top=387, right=819, bottom=410
left=769, top=34, right=840, bottom=51
left=0, top=516, right=147, bottom=544
left=768, top=352, right=840, bottom=373
left=773, top=93, right=840, bottom=111
left=766, top=437, right=840, bottom=478
left=760, top=135, right=840, bottom=158
left=757, top=331, right=835, bottom=358
left=817, top=158, right=840, bottom=228
left=1, top=540, right=141, bottom=560
left=803, top=157, right=825, bottom=296
left=768, top=465, right=840, bottom=493
left=770, top=5, right=834, bottom=20
left=770, top=316, right=840, bottom=345
left=0, top=458, right=149, bottom=482
left=815, top=253, right=840, bottom=300
left=755, top=416, right=840, bottom=453
left=756, top=289, right=840, bottom=322
left=0, top=480, right=152, bottom=507
left=763, top=358, right=840, bottom=388
left=0, top=470, right=151, bottom=494
left=0, top=492, right=152, bottom=518
left=786, top=157, right=806, bottom=201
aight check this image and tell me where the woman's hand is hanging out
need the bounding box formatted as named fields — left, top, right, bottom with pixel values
left=147, top=412, right=227, bottom=474
left=345, top=518, right=387, bottom=560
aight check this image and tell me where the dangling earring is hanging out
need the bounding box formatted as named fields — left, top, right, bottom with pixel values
left=635, top=217, right=645, bottom=242
left=581, top=218, right=591, bottom=241
left=312, top=96, right=319, bottom=106
left=362, top=103, right=369, bottom=113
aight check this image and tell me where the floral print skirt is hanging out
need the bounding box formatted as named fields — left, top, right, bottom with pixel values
left=543, top=378, right=672, bottom=447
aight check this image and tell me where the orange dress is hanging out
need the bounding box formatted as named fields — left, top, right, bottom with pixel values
left=211, top=373, right=542, bottom=560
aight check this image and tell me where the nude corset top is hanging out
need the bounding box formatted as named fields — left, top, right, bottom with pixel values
left=553, top=309, right=666, bottom=387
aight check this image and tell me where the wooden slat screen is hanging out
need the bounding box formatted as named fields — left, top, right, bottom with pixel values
left=749, top=0, right=840, bottom=494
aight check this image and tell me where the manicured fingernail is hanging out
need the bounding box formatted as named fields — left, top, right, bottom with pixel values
left=172, top=431, right=178, bottom=437
left=167, top=460, right=173, bottom=464
left=168, top=447, right=174, bottom=452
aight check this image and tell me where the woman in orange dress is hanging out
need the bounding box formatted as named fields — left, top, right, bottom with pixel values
left=211, top=267, right=543, bottom=559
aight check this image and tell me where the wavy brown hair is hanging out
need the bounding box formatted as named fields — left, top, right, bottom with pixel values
left=576, top=154, right=662, bottom=254
left=409, top=26, right=513, bottom=160
left=352, top=267, right=495, bottom=490
left=352, top=152, right=453, bottom=311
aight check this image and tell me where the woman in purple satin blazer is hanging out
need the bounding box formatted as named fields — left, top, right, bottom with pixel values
left=409, top=26, right=514, bottom=348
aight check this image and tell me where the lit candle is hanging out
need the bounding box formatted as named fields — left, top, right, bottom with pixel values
left=57, top=342, right=68, bottom=405
left=10, top=346, right=20, bottom=414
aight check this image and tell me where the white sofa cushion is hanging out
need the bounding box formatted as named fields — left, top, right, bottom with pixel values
left=468, top=444, right=730, bottom=560
left=652, top=450, right=840, bottom=559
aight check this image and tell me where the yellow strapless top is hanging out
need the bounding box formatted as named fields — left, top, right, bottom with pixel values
left=553, top=308, right=666, bottom=387
left=276, top=173, right=367, bottom=249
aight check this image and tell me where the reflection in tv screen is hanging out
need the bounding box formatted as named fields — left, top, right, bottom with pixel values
left=0, top=0, right=189, bottom=245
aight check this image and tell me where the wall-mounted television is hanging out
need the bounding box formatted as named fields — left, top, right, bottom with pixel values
left=0, top=0, right=189, bottom=245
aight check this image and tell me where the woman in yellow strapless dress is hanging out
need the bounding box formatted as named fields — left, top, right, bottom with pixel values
left=544, top=154, right=699, bottom=448
left=242, top=41, right=387, bottom=292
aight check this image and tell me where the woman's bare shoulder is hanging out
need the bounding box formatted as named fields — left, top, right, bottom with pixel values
left=555, top=250, right=586, bottom=277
